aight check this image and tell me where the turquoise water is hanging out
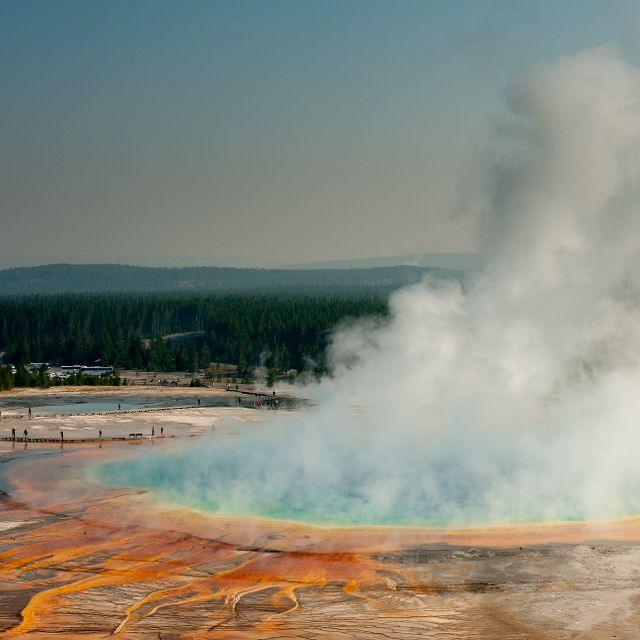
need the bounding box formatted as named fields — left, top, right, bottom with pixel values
left=96, top=465, right=592, bottom=527
left=96, top=445, right=624, bottom=527
left=96, top=416, right=640, bottom=527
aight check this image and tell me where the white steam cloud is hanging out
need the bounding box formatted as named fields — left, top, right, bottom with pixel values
left=102, top=48, right=640, bottom=525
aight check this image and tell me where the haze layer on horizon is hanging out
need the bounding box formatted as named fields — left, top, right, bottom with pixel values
left=2, top=1, right=640, bottom=269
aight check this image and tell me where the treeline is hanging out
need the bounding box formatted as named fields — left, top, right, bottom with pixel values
left=0, top=293, right=388, bottom=377
left=0, top=365, right=125, bottom=391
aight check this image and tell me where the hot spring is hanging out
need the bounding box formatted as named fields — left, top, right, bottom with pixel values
left=96, top=390, right=640, bottom=527
left=104, top=47, right=640, bottom=528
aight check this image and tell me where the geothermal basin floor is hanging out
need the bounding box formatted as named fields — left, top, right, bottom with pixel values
left=1, top=388, right=640, bottom=639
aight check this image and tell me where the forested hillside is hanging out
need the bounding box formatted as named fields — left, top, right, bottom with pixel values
left=0, top=294, right=388, bottom=377
left=0, top=263, right=455, bottom=295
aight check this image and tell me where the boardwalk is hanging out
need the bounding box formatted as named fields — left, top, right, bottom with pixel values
left=0, top=434, right=178, bottom=444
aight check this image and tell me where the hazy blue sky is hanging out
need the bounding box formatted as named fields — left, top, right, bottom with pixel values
left=2, top=1, right=640, bottom=267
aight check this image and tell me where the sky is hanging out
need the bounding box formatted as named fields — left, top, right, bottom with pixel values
left=2, top=0, right=640, bottom=268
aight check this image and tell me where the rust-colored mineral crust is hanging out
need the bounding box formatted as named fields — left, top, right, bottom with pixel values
left=2, top=445, right=640, bottom=639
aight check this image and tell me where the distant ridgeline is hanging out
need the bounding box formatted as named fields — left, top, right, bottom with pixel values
left=0, top=263, right=459, bottom=295
left=0, top=263, right=461, bottom=381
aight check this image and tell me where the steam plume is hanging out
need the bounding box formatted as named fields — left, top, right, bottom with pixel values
left=102, top=48, right=640, bottom=525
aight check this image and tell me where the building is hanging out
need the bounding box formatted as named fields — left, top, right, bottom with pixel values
left=29, top=362, right=50, bottom=371
left=60, top=365, right=113, bottom=376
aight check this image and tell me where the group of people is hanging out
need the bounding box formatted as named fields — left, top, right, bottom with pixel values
left=4, top=397, right=181, bottom=442
left=10, top=427, right=64, bottom=441
left=9, top=425, right=165, bottom=442
left=10, top=427, right=30, bottom=441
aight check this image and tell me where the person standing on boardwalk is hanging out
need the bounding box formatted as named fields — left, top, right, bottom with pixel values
left=99, top=429, right=102, bottom=439
left=160, top=426, right=163, bottom=437
left=23, top=428, right=28, bottom=441
left=60, top=430, right=64, bottom=441
left=11, top=427, right=15, bottom=440
left=28, top=407, right=31, bottom=418
left=198, top=398, right=201, bottom=407
left=152, top=425, right=155, bottom=437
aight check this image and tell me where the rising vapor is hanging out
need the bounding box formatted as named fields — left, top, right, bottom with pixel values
left=101, top=48, right=640, bottom=526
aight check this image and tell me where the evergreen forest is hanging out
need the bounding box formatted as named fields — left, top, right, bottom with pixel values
left=0, top=293, right=389, bottom=385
